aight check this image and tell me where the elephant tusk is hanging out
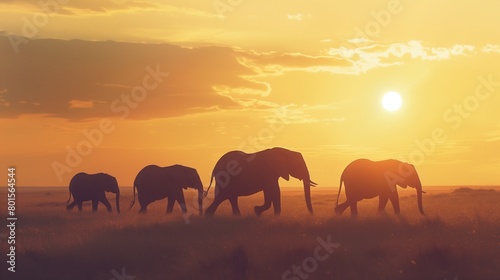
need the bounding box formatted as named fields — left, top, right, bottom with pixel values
left=421, top=190, right=426, bottom=194
left=309, top=180, right=318, bottom=186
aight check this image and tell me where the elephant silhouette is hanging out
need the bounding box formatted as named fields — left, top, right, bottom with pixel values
left=129, top=164, right=204, bottom=214
left=204, top=147, right=317, bottom=216
left=66, top=172, right=120, bottom=213
left=335, top=159, right=425, bottom=216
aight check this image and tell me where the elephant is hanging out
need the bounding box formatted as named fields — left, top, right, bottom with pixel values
left=204, top=147, right=317, bottom=216
left=66, top=172, right=120, bottom=213
left=129, top=164, right=204, bottom=214
left=335, top=159, right=425, bottom=216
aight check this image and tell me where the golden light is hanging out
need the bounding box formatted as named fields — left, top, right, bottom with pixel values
left=381, top=91, right=402, bottom=111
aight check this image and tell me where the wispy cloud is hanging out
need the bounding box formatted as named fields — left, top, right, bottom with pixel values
left=327, top=40, right=476, bottom=73
left=0, top=0, right=162, bottom=16
left=235, top=40, right=488, bottom=77
left=482, top=44, right=500, bottom=54
left=0, top=88, right=9, bottom=107
left=0, top=0, right=217, bottom=17
left=287, top=13, right=310, bottom=21
left=236, top=50, right=352, bottom=76
left=68, top=100, right=96, bottom=109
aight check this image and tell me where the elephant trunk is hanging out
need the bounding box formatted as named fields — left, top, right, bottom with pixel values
left=303, top=179, right=314, bottom=214
left=197, top=188, right=203, bottom=215
left=416, top=184, right=424, bottom=215
left=115, top=191, right=120, bottom=214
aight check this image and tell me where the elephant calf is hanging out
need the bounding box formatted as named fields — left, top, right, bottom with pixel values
left=335, top=159, right=425, bottom=216
left=129, top=164, right=204, bottom=214
left=66, top=172, right=120, bottom=213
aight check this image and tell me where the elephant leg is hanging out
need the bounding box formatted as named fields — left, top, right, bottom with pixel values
left=378, top=195, right=389, bottom=213
left=138, top=195, right=148, bottom=213
left=166, top=197, right=175, bottom=214
left=254, top=190, right=272, bottom=216
left=92, top=200, right=99, bottom=212
left=389, top=192, right=400, bottom=215
left=101, top=197, right=112, bottom=212
left=177, top=193, right=187, bottom=214
left=66, top=201, right=77, bottom=211
left=205, top=189, right=227, bottom=216
left=271, top=186, right=281, bottom=216
left=77, top=201, right=83, bottom=211
left=349, top=201, right=358, bottom=216
left=229, top=196, right=241, bottom=216
left=335, top=201, right=350, bottom=215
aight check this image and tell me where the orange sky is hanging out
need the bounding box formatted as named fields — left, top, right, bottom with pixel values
left=1, top=0, right=500, bottom=187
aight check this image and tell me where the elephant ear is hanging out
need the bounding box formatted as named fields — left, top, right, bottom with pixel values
left=397, top=162, right=415, bottom=188
left=101, top=173, right=113, bottom=192
left=266, top=149, right=290, bottom=181
left=169, top=169, right=187, bottom=189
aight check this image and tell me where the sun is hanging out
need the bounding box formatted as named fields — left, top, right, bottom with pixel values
left=382, top=91, right=402, bottom=111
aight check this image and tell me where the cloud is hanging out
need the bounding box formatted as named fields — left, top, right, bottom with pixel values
left=0, top=88, right=9, bottom=106
left=0, top=0, right=217, bottom=17
left=234, top=40, right=486, bottom=78
left=0, top=36, right=266, bottom=120
left=482, top=44, right=500, bottom=54
left=236, top=50, right=353, bottom=76
left=68, top=100, right=96, bottom=109
left=2, top=36, right=499, bottom=121
left=326, top=40, right=476, bottom=73
left=0, top=0, right=162, bottom=16
left=287, top=13, right=310, bottom=21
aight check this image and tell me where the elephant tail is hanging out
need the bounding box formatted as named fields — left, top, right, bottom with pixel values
left=335, top=176, right=343, bottom=208
left=129, top=185, right=137, bottom=210
left=204, top=174, right=214, bottom=197
left=66, top=191, right=72, bottom=205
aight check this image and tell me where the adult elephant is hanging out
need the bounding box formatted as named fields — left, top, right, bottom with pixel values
left=335, top=159, right=425, bottom=216
left=66, top=173, right=120, bottom=213
left=129, top=164, right=204, bottom=214
left=204, top=147, right=317, bottom=216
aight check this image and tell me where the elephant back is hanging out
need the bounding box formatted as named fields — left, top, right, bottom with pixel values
left=134, top=165, right=185, bottom=197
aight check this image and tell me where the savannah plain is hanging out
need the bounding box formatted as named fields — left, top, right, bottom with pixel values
left=0, top=186, right=498, bottom=280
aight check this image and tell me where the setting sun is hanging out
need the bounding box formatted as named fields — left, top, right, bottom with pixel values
left=381, top=91, right=402, bottom=112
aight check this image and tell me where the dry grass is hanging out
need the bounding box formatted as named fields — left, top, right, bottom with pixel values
left=0, top=186, right=499, bottom=280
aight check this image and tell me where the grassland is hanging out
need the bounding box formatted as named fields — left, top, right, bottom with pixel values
left=0, top=186, right=499, bottom=280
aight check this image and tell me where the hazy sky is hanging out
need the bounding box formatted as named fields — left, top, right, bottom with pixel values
left=1, top=0, right=500, bottom=187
